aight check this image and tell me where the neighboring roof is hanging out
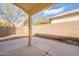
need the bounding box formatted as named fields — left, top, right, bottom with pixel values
left=14, top=3, right=57, bottom=15
left=50, top=9, right=79, bottom=20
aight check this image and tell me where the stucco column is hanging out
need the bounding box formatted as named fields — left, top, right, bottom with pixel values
left=28, top=15, right=32, bottom=46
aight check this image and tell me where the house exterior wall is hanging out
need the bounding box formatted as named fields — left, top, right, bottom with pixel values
left=51, top=15, right=79, bottom=24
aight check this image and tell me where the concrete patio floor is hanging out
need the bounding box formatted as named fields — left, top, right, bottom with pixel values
left=0, top=36, right=79, bottom=56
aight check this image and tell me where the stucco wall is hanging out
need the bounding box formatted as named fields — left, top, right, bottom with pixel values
left=33, top=21, right=79, bottom=38
left=16, top=26, right=29, bottom=36
left=15, top=14, right=79, bottom=38
left=51, top=15, right=79, bottom=24
left=33, top=14, right=79, bottom=38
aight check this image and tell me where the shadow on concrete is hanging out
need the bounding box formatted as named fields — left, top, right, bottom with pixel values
left=35, top=33, right=79, bottom=46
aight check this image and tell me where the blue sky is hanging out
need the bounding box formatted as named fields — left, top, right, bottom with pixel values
left=32, top=3, right=79, bottom=24
left=46, top=3, right=79, bottom=18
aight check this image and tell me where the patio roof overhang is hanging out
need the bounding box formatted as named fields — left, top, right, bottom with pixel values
left=14, top=3, right=58, bottom=46
left=15, top=3, right=57, bottom=15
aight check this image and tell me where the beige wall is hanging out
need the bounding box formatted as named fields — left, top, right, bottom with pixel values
left=33, top=14, right=79, bottom=38
left=15, top=14, right=79, bottom=38
left=16, top=26, right=29, bottom=36
left=33, top=21, right=79, bottom=38
left=51, top=15, right=79, bottom=24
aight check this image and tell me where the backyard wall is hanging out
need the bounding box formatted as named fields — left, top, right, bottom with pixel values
left=0, top=26, right=16, bottom=37
left=33, top=14, right=79, bottom=38
left=15, top=14, right=79, bottom=38
left=16, top=26, right=28, bottom=36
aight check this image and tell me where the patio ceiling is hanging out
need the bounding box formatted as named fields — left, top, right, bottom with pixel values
left=15, top=3, right=57, bottom=15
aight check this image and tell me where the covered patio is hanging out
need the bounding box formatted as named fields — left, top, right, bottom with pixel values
left=0, top=3, right=79, bottom=56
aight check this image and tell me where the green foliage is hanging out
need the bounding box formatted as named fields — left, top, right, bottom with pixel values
left=34, top=16, right=46, bottom=25
left=34, top=19, right=40, bottom=25
left=0, top=22, right=12, bottom=26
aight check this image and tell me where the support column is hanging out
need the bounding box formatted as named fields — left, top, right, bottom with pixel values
left=28, top=15, right=32, bottom=46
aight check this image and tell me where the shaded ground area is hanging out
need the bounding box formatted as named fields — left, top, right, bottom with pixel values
left=35, top=33, right=79, bottom=46
left=0, top=36, right=79, bottom=56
